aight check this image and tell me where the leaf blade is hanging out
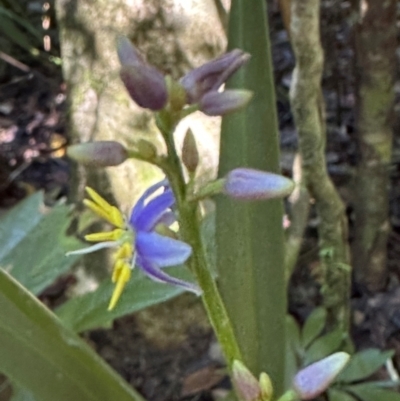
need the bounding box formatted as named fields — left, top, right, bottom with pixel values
left=0, top=268, right=144, bottom=401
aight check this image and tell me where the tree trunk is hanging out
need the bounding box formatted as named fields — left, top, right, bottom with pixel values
left=290, top=0, right=351, bottom=332
left=353, top=0, right=396, bottom=292
left=55, top=0, right=226, bottom=342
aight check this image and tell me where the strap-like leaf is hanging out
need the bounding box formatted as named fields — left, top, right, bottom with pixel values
left=0, top=268, right=144, bottom=401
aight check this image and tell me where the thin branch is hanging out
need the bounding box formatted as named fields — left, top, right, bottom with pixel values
left=0, top=51, right=30, bottom=72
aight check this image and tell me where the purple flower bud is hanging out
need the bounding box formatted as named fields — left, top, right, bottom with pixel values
left=67, top=141, right=128, bottom=167
left=180, top=49, right=250, bottom=103
left=224, top=168, right=294, bottom=200
left=119, top=66, right=168, bottom=111
left=199, top=89, right=253, bottom=116
left=117, top=36, right=144, bottom=67
left=293, top=352, right=350, bottom=400
left=232, top=360, right=262, bottom=401
left=117, top=37, right=168, bottom=110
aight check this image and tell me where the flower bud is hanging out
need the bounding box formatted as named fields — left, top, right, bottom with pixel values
left=120, top=66, right=168, bottom=110
left=232, top=360, right=261, bottom=401
left=259, top=373, right=273, bottom=401
left=180, top=49, right=250, bottom=103
left=136, top=139, right=158, bottom=160
left=117, top=36, right=167, bottom=110
left=224, top=168, right=294, bottom=200
left=199, top=90, right=253, bottom=116
left=293, top=352, right=350, bottom=400
left=165, top=75, right=187, bottom=112
left=182, top=128, right=199, bottom=173
left=67, top=141, right=128, bottom=167
left=117, top=36, right=143, bottom=67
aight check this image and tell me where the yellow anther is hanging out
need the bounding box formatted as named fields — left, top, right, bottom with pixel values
left=83, top=199, right=113, bottom=223
left=85, top=187, right=113, bottom=212
left=114, top=242, right=133, bottom=260
left=84, top=229, right=125, bottom=242
left=83, top=199, right=124, bottom=228
left=111, top=259, right=124, bottom=283
left=108, top=263, right=131, bottom=310
left=109, top=206, right=124, bottom=228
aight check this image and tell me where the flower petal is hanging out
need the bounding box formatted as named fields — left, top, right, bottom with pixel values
left=130, top=179, right=169, bottom=225
left=136, top=231, right=192, bottom=267
left=138, top=256, right=202, bottom=295
left=131, top=189, right=174, bottom=232
left=156, top=210, right=176, bottom=227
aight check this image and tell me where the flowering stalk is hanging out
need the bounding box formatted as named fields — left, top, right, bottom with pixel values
left=156, top=113, right=242, bottom=367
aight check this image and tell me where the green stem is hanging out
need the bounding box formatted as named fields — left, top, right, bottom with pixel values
left=158, top=117, right=242, bottom=368
left=179, top=201, right=243, bottom=367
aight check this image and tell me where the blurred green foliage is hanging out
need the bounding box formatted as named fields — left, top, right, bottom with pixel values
left=286, top=309, right=400, bottom=401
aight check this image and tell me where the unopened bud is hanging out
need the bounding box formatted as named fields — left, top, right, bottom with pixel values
left=117, top=36, right=167, bottom=110
left=67, top=141, right=128, bottom=167
left=136, top=139, right=158, bottom=160
left=199, top=90, right=253, bottom=116
left=120, top=66, right=168, bottom=110
left=180, top=49, right=250, bottom=103
left=224, top=168, right=294, bottom=200
left=232, top=360, right=261, bottom=401
left=182, top=128, right=199, bottom=173
left=259, top=373, right=273, bottom=401
left=117, top=36, right=143, bottom=67
left=293, top=352, right=350, bottom=400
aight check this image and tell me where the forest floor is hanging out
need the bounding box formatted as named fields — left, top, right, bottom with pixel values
left=1, top=1, right=400, bottom=401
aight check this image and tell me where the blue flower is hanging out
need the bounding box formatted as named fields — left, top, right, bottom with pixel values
left=68, top=179, right=201, bottom=310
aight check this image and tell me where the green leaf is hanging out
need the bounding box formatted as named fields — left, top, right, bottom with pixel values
left=337, top=349, right=394, bottom=383
left=216, top=0, right=286, bottom=393
left=347, top=383, right=400, bottom=401
left=285, top=316, right=301, bottom=390
left=0, top=268, right=144, bottom=401
left=10, top=384, right=36, bottom=401
left=302, top=307, right=327, bottom=348
left=56, top=266, right=196, bottom=332
left=0, top=15, right=35, bottom=52
left=304, top=328, right=345, bottom=365
left=328, top=388, right=358, bottom=401
left=0, top=6, right=42, bottom=41
left=286, top=314, right=301, bottom=353
left=0, top=192, right=83, bottom=294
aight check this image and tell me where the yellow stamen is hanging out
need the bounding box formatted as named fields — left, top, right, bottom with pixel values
left=85, top=187, right=113, bottom=212
left=109, top=206, right=124, bottom=228
left=83, top=200, right=124, bottom=228
left=111, top=259, right=124, bottom=283
left=108, top=263, right=131, bottom=310
left=84, top=228, right=125, bottom=242
left=114, top=242, right=133, bottom=260
left=84, top=199, right=114, bottom=223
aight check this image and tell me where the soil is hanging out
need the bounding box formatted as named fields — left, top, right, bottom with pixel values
left=1, top=0, right=400, bottom=400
